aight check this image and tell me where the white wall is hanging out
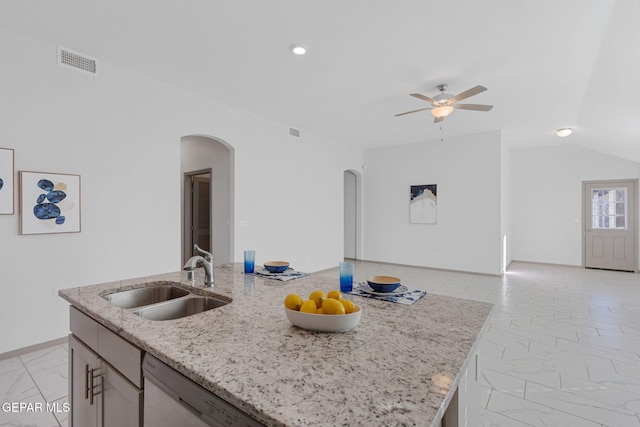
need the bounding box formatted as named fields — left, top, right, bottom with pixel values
left=0, top=28, right=362, bottom=353
left=511, top=144, right=640, bottom=266
left=362, top=131, right=504, bottom=275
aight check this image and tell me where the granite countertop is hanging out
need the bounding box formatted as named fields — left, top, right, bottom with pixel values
left=59, top=263, right=493, bottom=427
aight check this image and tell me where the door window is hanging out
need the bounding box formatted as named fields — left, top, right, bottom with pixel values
left=591, top=188, right=627, bottom=229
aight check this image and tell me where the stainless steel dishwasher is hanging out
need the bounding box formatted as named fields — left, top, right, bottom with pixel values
left=142, top=354, right=264, bottom=427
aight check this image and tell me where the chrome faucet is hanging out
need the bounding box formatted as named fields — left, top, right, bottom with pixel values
left=183, top=244, right=214, bottom=287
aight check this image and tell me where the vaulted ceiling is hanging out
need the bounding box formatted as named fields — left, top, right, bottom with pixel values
left=1, top=1, right=639, bottom=161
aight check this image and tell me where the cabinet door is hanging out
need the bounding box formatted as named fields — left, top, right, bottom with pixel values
left=441, top=351, right=479, bottom=427
left=69, top=335, right=100, bottom=427
left=101, top=360, right=143, bottom=427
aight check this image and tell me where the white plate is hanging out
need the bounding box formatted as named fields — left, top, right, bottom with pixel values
left=285, top=306, right=362, bottom=332
left=359, top=283, right=409, bottom=296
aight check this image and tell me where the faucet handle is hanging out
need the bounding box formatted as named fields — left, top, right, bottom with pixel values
left=193, top=244, right=213, bottom=262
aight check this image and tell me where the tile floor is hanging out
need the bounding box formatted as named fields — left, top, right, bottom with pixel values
left=1, top=261, right=639, bottom=427
left=0, top=342, right=69, bottom=427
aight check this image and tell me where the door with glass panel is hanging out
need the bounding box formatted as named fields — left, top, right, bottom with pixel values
left=583, top=180, right=637, bottom=272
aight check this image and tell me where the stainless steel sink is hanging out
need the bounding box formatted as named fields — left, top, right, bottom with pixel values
left=133, top=296, right=229, bottom=321
left=104, top=283, right=190, bottom=309
left=103, top=282, right=230, bottom=320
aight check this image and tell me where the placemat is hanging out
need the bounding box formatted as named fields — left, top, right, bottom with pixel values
left=347, top=281, right=427, bottom=305
left=250, top=268, right=310, bottom=282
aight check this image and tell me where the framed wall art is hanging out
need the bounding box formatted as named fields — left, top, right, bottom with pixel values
left=0, top=148, right=14, bottom=214
left=20, top=171, right=81, bottom=235
left=410, top=184, right=437, bottom=224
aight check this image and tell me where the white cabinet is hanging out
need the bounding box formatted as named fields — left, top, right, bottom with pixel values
left=68, top=307, right=144, bottom=427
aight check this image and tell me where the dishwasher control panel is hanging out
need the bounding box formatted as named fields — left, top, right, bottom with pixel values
left=142, top=354, right=265, bottom=427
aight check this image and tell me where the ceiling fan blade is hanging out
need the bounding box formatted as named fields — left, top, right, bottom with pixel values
left=410, top=93, right=437, bottom=104
left=447, top=85, right=487, bottom=104
left=395, top=107, right=433, bottom=117
left=453, top=103, right=493, bottom=111
left=433, top=116, right=445, bottom=123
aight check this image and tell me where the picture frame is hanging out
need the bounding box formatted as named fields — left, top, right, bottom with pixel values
left=0, top=148, right=14, bottom=214
left=19, top=171, right=81, bottom=235
left=410, top=184, right=437, bottom=224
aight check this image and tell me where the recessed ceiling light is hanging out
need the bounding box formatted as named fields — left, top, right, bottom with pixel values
left=290, top=43, right=307, bottom=55
left=556, top=128, right=573, bottom=137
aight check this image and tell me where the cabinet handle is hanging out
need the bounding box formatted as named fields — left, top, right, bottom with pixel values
left=88, top=368, right=102, bottom=406
left=85, top=364, right=90, bottom=400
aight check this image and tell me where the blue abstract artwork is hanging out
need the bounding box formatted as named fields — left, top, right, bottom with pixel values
left=20, top=171, right=81, bottom=234
left=32, top=179, right=67, bottom=224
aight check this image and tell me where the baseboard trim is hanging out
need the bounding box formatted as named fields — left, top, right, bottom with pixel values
left=354, top=258, right=503, bottom=278
left=509, top=259, right=583, bottom=269
left=0, top=336, right=67, bottom=361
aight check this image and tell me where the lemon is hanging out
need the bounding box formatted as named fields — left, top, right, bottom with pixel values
left=322, top=298, right=346, bottom=315
left=309, top=290, right=326, bottom=308
left=340, top=299, right=356, bottom=314
left=300, top=300, right=318, bottom=313
left=327, top=289, right=343, bottom=300
left=284, top=293, right=303, bottom=311
left=316, top=307, right=324, bottom=314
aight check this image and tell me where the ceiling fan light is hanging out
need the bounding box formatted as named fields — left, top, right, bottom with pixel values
left=556, top=127, right=573, bottom=137
left=431, top=105, right=454, bottom=118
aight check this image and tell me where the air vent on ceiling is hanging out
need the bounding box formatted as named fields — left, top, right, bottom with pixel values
left=289, top=127, right=300, bottom=138
left=57, top=46, right=97, bottom=75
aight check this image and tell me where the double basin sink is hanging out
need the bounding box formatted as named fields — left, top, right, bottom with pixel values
left=102, top=282, right=230, bottom=321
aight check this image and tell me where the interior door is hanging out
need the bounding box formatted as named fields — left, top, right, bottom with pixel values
left=344, top=170, right=357, bottom=259
left=184, top=171, right=212, bottom=264
left=192, top=175, right=211, bottom=253
left=584, top=180, right=637, bottom=272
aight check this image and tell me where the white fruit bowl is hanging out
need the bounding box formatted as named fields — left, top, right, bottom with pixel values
left=285, top=305, right=362, bottom=332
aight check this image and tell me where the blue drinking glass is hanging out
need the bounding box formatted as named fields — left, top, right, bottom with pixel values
left=244, top=250, right=255, bottom=274
left=339, top=262, right=354, bottom=293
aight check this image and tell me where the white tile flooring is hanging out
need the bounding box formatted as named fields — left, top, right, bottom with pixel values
left=1, top=261, right=639, bottom=426
left=0, top=342, right=69, bottom=427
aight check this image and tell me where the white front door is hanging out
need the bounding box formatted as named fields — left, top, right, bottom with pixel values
left=583, top=180, right=637, bottom=272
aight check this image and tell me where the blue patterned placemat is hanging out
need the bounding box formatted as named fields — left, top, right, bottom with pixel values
left=347, top=281, right=427, bottom=305
left=250, top=268, right=310, bottom=282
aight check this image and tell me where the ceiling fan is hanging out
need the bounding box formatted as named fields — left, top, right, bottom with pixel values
left=395, top=84, right=493, bottom=123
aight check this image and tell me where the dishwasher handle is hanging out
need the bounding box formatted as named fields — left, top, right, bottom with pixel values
left=179, top=397, right=203, bottom=418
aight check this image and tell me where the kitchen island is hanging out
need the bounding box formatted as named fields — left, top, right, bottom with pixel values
left=59, top=263, right=493, bottom=427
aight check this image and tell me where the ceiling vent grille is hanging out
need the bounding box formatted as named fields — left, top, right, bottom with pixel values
left=289, top=127, right=300, bottom=138
left=57, top=46, right=97, bottom=75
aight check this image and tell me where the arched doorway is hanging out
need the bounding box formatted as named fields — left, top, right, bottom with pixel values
left=180, top=135, right=234, bottom=266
